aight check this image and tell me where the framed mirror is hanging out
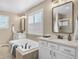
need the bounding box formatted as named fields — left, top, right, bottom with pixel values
left=20, top=18, right=25, bottom=33
left=52, top=1, right=74, bottom=33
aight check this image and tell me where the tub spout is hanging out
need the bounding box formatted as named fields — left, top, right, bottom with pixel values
left=25, top=43, right=28, bottom=49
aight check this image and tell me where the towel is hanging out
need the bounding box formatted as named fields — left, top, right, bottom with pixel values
left=11, top=43, right=19, bottom=54
left=11, top=44, right=18, bottom=57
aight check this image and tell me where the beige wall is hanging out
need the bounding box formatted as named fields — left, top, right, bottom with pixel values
left=0, top=11, right=19, bottom=59
left=0, top=11, right=19, bottom=44
left=24, top=0, right=78, bottom=41
left=0, top=0, right=77, bottom=58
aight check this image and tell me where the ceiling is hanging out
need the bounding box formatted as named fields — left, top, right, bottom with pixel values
left=0, top=0, right=45, bottom=14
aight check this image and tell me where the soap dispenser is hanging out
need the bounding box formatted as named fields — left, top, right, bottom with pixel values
left=68, top=33, right=71, bottom=41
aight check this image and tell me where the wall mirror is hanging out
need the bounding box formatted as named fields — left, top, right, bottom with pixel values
left=52, top=1, right=73, bottom=33
left=20, top=18, right=25, bottom=33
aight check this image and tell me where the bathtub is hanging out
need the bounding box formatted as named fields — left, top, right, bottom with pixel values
left=9, top=39, right=39, bottom=59
left=9, top=39, right=39, bottom=51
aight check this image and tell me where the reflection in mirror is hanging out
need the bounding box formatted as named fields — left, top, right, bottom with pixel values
left=20, top=18, right=25, bottom=33
left=52, top=1, right=73, bottom=33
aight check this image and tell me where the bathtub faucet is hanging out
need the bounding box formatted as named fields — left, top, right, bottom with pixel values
left=25, top=43, right=28, bottom=49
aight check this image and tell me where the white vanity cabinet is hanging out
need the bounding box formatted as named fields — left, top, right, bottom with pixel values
left=48, top=43, right=75, bottom=59
left=39, top=39, right=77, bottom=59
left=39, top=40, right=51, bottom=59
left=53, top=51, right=75, bottom=59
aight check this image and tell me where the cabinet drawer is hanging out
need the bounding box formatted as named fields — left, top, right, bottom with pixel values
left=59, top=46, right=75, bottom=56
left=39, top=40, right=48, bottom=47
left=48, top=43, right=58, bottom=49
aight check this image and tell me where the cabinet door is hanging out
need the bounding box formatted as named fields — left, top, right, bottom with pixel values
left=39, top=41, right=51, bottom=59
left=52, top=51, right=75, bottom=59
left=39, top=47, right=51, bottom=59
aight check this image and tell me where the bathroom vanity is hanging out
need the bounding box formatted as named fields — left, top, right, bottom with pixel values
left=39, top=37, right=78, bottom=59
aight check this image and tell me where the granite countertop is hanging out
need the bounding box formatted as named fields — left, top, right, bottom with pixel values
left=38, top=37, right=78, bottom=48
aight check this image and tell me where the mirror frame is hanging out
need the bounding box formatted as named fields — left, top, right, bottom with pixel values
left=52, top=1, right=74, bottom=34
left=20, top=18, right=25, bottom=33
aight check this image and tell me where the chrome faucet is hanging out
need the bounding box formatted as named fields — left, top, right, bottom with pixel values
left=57, top=35, right=64, bottom=39
left=25, top=43, right=28, bottom=49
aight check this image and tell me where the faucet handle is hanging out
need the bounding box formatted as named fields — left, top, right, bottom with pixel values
left=21, top=45, right=23, bottom=48
left=57, top=35, right=64, bottom=39
left=28, top=45, right=31, bottom=49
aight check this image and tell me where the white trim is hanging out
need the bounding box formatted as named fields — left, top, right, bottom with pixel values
left=28, top=8, right=44, bottom=36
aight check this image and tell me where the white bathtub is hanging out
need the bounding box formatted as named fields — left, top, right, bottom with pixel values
left=11, top=39, right=39, bottom=59
left=9, top=39, right=39, bottom=55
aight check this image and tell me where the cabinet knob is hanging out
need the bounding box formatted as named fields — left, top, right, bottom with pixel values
left=50, top=50, right=52, bottom=55
left=54, top=52, right=56, bottom=56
